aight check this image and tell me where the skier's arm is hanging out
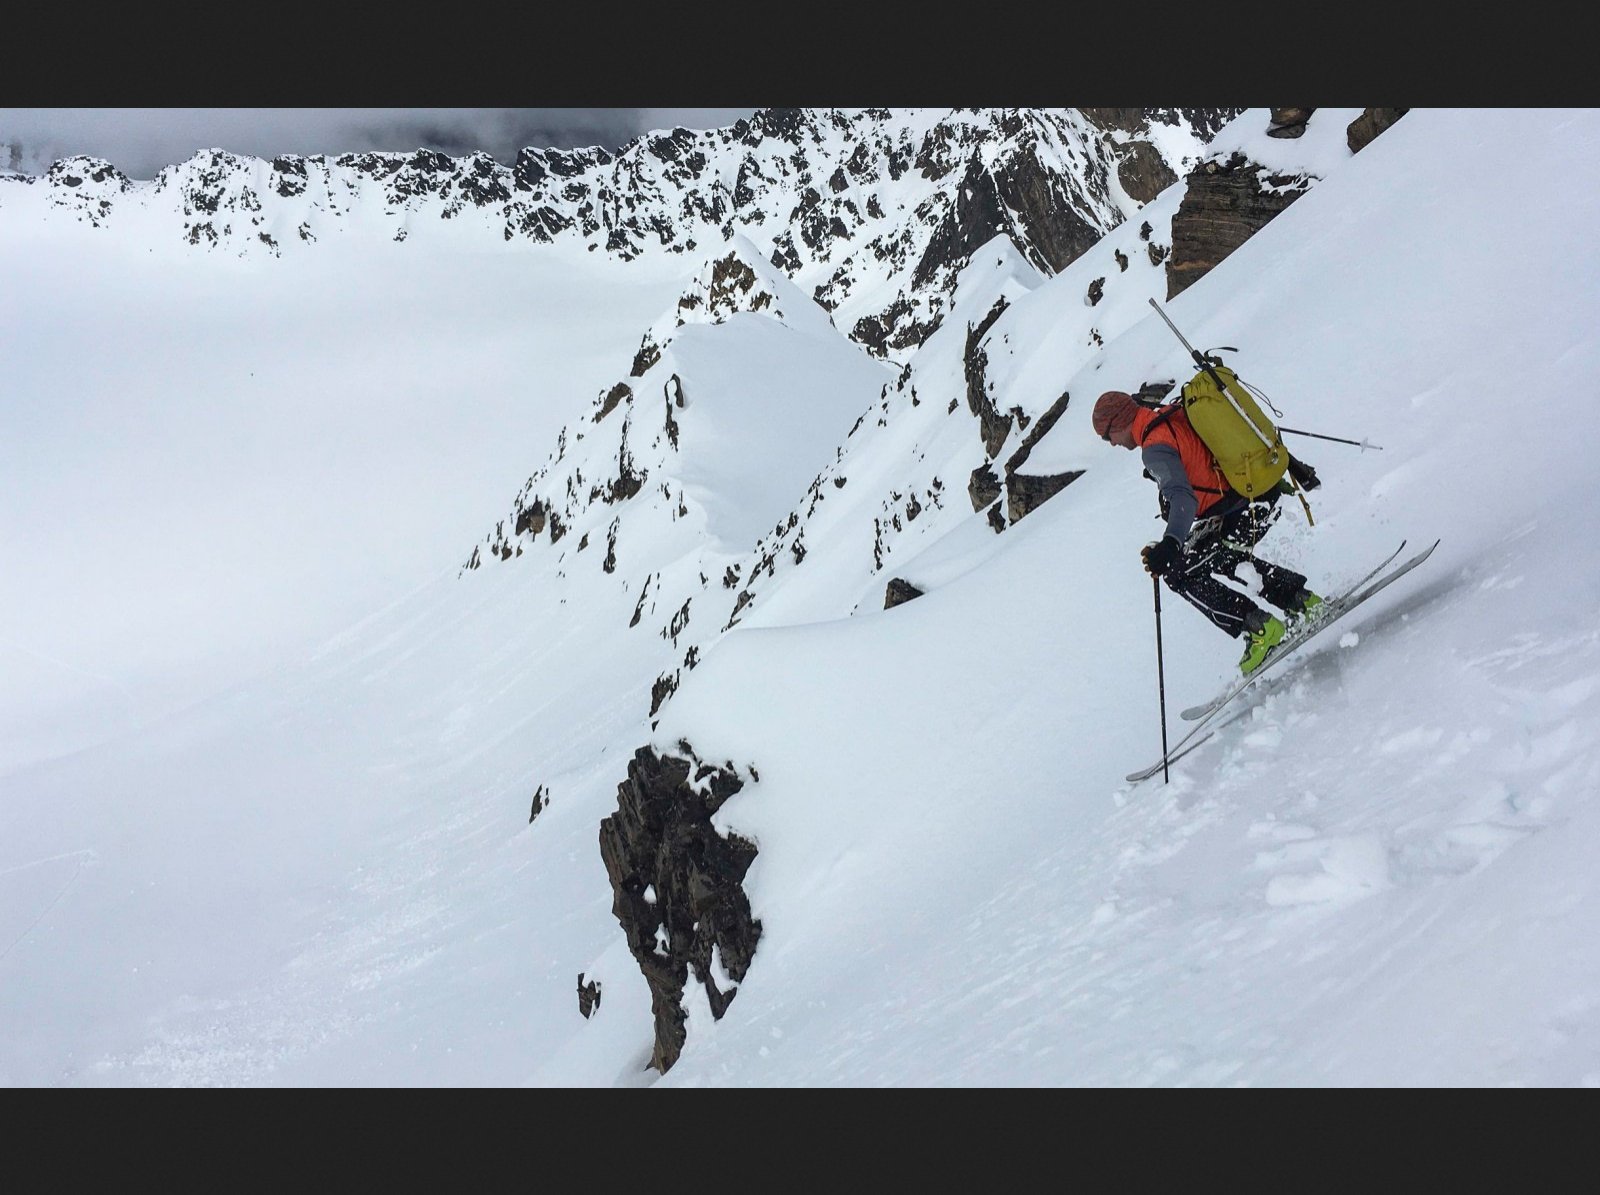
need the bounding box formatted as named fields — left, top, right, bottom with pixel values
left=1141, top=442, right=1197, bottom=543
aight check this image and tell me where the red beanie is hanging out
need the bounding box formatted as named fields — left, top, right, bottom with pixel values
left=1092, top=391, right=1138, bottom=441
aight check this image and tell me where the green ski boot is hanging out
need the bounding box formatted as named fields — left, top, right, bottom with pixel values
left=1239, top=613, right=1286, bottom=676
left=1287, top=588, right=1324, bottom=627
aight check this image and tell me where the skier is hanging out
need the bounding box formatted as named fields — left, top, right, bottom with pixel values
left=1092, top=389, right=1324, bottom=675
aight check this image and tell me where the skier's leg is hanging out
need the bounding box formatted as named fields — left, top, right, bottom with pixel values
left=1163, top=536, right=1265, bottom=637
left=1219, top=496, right=1311, bottom=612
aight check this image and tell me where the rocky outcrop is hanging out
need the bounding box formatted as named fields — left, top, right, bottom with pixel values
left=964, top=298, right=1014, bottom=458
left=598, top=745, right=762, bottom=1073
left=1114, top=140, right=1179, bottom=205
left=1267, top=108, right=1316, bottom=139
left=1347, top=108, right=1409, bottom=153
left=577, top=973, right=602, bottom=1018
left=916, top=144, right=1101, bottom=290
left=884, top=578, right=926, bottom=609
left=968, top=463, right=1002, bottom=512
left=1166, top=150, right=1313, bottom=299
left=1001, top=391, right=1082, bottom=523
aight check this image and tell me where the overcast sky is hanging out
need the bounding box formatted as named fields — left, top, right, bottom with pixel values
left=0, top=108, right=761, bottom=178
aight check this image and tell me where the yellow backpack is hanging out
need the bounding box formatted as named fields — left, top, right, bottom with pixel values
left=1175, top=362, right=1288, bottom=500
left=1144, top=299, right=1294, bottom=502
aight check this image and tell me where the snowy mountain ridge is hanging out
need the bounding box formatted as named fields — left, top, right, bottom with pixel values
left=0, top=108, right=1238, bottom=362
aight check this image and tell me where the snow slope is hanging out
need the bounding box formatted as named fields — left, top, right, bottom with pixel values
left=641, top=107, right=1600, bottom=1086
left=3, top=109, right=1598, bottom=1087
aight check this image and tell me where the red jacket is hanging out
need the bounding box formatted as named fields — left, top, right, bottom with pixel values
left=1132, top=406, right=1231, bottom=517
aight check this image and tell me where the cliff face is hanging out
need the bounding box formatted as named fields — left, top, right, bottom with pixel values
left=1167, top=149, right=1315, bottom=299
left=1166, top=108, right=1409, bottom=299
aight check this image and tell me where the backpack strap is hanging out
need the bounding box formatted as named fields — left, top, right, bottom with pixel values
left=1138, top=404, right=1228, bottom=496
left=1137, top=404, right=1181, bottom=444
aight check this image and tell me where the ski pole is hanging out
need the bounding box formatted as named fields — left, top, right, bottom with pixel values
left=1153, top=575, right=1171, bottom=785
left=1277, top=426, right=1384, bottom=451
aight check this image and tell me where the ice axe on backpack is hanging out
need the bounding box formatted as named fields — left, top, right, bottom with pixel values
left=1148, top=297, right=1236, bottom=401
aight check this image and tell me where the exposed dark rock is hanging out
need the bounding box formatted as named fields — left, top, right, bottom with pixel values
left=708, top=251, right=773, bottom=318
left=964, top=298, right=1013, bottom=458
left=1006, top=470, right=1085, bottom=522
left=631, top=334, right=662, bottom=378
left=598, top=744, right=762, bottom=1074
left=604, top=519, right=620, bottom=574
left=884, top=578, right=926, bottom=609
left=664, top=377, right=682, bottom=449
left=1115, top=139, right=1178, bottom=204
left=605, top=431, right=644, bottom=504
left=1347, top=108, right=1409, bottom=153
left=969, top=463, right=1002, bottom=512
left=630, top=578, right=651, bottom=628
left=1167, top=151, right=1311, bottom=298
left=914, top=150, right=1102, bottom=290
left=594, top=382, right=632, bottom=422
left=514, top=497, right=547, bottom=539
left=529, top=785, right=547, bottom=824
left=1077, top=108, right=1146, bottom=135
left=725, top=588, right=754, bottom=628
left=1081, top=108, right=1244, bottom=142
left=650, top=670, right=679, bottom=718
left=1158, top=108, right=1244, bottom=141
left=577, top=973, right=602, bottom=1019
left=1002, top=390, right=1083, bottom=522
left=666, top=598, right=692, bottom=645
left=1267, top=108, right=1317, bottom=138
left=852, top=294, right=935, bottom=359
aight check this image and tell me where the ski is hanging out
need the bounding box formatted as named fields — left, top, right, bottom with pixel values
left=1125, top=732, right=1215, bottom=784
left=1180, top=539, right=1410, bottom=721
left=1126, top=539, right=1440, bottom=784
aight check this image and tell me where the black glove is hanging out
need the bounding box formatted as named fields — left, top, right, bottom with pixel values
left=1288, top=455, right=1321, bottom=492
left=1142, top=536, right=1181, bottom=577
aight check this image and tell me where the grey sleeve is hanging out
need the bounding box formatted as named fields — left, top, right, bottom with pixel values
left=1141, top=442, right=1198, bottom=543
